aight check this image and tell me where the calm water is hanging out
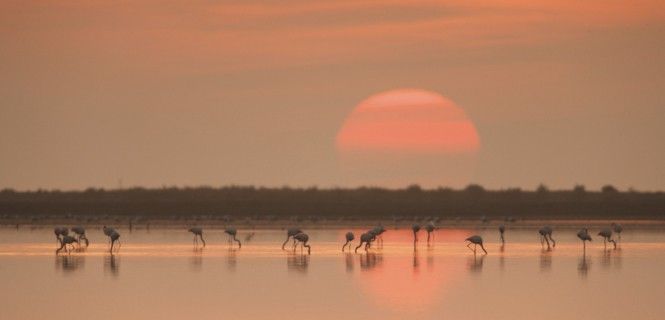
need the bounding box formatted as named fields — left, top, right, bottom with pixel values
left=1, top=225, right=664, bottom=320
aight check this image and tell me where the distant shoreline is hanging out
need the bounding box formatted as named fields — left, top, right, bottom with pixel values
left=1, top=186, right=664, bottom=220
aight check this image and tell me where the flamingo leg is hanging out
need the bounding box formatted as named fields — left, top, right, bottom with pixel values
left=200, top=235, right=206, bottom=247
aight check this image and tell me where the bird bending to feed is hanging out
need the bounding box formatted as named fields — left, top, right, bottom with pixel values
left=293, top=232, right=311, bottom=255
left=56, top=235, right=78, bottom=254
left=598, top=228, right=617, bottom=249
left=342, top=231, right=355, bottom=252
left=282, top=228, right=302, bottom=250
left=371, top=225, right=386, bottom=246
left=54, top=227, right=69, bottom=245
left=225, top=227, right=242, bottom=248
left=188, top=227, right=206, bottom=247
left=611, top=223, right=623, bottom=240
left=355, top=231, right=376, bottom=253
left=499, top=225, right=506, bottom=244
left=425, top=221, right=435, bottom=244
left=465, top=235, right=487, bottom=254
left=71, top=226, right=89, bottom=247
left=103, top=226, right=117, bottom=245
left=539, top=226, right=555, bottom=249
left=577, top=228, right=592, bottom=250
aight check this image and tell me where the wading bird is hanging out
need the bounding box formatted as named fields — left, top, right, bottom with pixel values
left=425, top=221, right=435, bottom=244
left=225, top=227, right=242, bottom=248
left=342, top=231, right=354, bottom=252
left=293, top=232, right=311, bottom=255
left=282, top=228, right=302, bottom=250
left=412, top=224, right=421, bottom=247
left=598, top=228, right=617, bottom=249
left=465, top=235, right=487, bottom=255
left=54, top=227, right=69, bottom=245
left=71, top=226, right=89, bottom=247
left=499, top=225, right=506, bottom=244
left=103, top=226, right=117, bottom=245
left=108, top=230, right=121, bottom=253
left=611, top=223, right=623, bottom=240
left=577, top=228, right=592, bottom=250
left=188, top=227, right=206, bottom=247
left=539, top=226, right=555, bottom=249
left=355, top=231, right=376, bottom=253
left=371, top=225, right=386, bottom=246
left=56, top=235, right=78, bottom=254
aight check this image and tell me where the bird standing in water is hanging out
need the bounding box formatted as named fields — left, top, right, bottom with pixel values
left=598, top=228, right=617, bottom=249
left=293, top=232, right=311, bottom=255
left=188, top=227, right=206, bottom=247
left=225, top=227, right=242, bottom=248
left=282, top=228, right=302, bottom=250
left=577, top=228, right=592, bottom=251
left=611, top=223, right=623, bottom=241
left=342, top=231, right=354, bottom=252
left=54, top=227, right=69, bottom=245
left=465, top=235, right=487, bottom=254
left=108, top=230, right=121, bottom=253
left=425, top=221, right=435, bottom=244
left=499, top=225, right=506, bottom=244
left=71, top=226, right=89, bottom=247
left=412, top=224, right=421, bottom=249
left=539, top=226, right=555, bottom=249
left=56, top=235, right=78, bottom=254
left=355, top=231, right=376, bottom=253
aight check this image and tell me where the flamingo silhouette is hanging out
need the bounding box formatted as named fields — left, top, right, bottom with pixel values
left=188, top=227, right=206, bottom=247
left=342, top=231, right=355, bottom=252
left=54, top=227, right=69, bottom=245
left=103, top=226, right=117, bottom=246
left=577, top=228, right=592, bottom=251
left=293, top=232, right=311, bottom=255
left=56, top=235, right=78, bottom=254
left=498, top=225, right=506, bottom=244
left=225, top=227, right=242, bottom=248
left=425, top=221, right=435, bottom=244
left=71, top=226, right=89, bottom=247
left=108, top=230, right=121, bottom=253
left=412, top=224, right=421, bottom=248
left=539, top=226, right=555, bottom=249
left=282, top=228, right=302, bottom=250
left=598, top=228, right=617, bottom=249
left=611, top=223, right=623, bottom=241
left=465, top=235, right=487, bottom=254
left=371, top=225, right=386, bottom=247
left=354, top=231, right=376, bottom=253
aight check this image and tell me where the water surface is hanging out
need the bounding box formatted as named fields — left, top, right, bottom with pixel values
left=0, top=226, right=663, bottom=319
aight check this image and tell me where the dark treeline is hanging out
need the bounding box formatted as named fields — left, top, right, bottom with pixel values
left=0, top=184, right=664, bottom=219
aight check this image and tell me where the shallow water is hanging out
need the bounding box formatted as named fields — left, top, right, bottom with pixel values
left=1, top=226, right=664, bottom=320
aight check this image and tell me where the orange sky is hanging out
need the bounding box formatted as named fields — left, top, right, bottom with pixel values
left=1, top=0, right=664, bottom=190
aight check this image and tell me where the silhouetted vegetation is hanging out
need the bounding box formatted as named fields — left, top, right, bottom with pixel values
left=0, top=185, right=664, bottom=220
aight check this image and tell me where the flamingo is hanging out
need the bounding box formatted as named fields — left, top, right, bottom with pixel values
left=465, top=235, right=487, bottom=254
left=293, top=232, right=311, bottom=255
left=56, top=235, right=78, bottom=254
left=103, top=226, right=117, bottom=245
left=108, top=230, right=121, bottom=253
left=188, top=227, right=206, bottom=247
left=611, top=223, right=623, bottom=241
left=425, top=221, right=435, bottom=244
left=539, top=226, right=555, bottom=249
left=371, top=225, right=386, bottom=247
left=54, top=227, right=69, bottom=245
left=598, top=228, right=617, bottom=249
left=71, top=226, right=89, bottom=247
left=282, top=228, right=302, bottom=250
left=412, top=224, right=421, bottom=245
left=342, top=231, right=354, bottom=252
left=499, top=225, right=506, bottom=244
left=355, top=231, right=376, bottom=253
left=225, top=227, right=242, bottom=248
left=577, top=228, right=592, bottom=250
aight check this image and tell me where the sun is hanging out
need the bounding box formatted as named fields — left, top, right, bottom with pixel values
left=335, top=88, right=480, bottom=188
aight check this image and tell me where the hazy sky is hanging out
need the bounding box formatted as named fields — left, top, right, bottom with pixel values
left=1, top=0, right=664, bottom=191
